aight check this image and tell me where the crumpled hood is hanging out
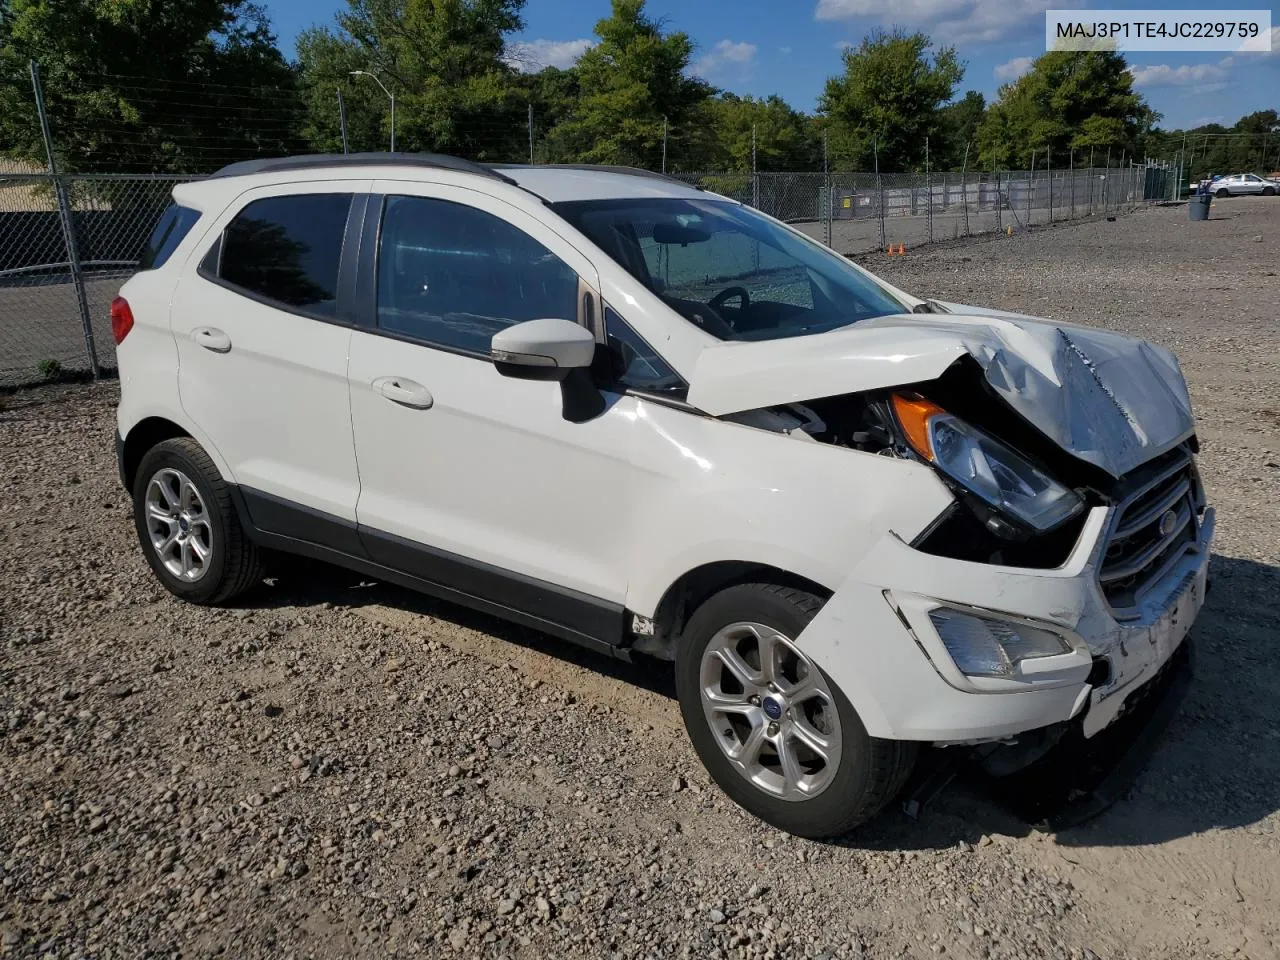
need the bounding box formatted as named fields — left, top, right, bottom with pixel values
left=686, top=302, right=1196, bottom=478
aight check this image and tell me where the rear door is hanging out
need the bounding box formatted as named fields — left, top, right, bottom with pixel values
left=170, top=182, right=369, bottom=534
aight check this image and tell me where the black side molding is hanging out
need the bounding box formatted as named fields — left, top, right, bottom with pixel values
left=235, top=486, right=628, bottom=658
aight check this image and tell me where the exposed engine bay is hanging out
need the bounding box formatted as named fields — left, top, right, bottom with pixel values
left=726, top=355, right=1200, bottom=571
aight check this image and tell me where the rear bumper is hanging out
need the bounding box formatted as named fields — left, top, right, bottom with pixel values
left=795, top=503, right=1213, bottom=744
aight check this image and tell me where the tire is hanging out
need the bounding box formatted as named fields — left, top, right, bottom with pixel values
left=1215, top=188, right=1229, bottom=198
left=131, top=437, right=264, bottom=605
left=675, top=582, right=916, bottom=838
left=1263, top=187, right=1276, bottom=197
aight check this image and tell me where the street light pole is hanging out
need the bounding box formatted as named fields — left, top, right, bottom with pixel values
left=350, top=70, right=396, bottom=152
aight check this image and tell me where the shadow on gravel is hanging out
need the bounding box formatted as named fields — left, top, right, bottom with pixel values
left=833, top=553, right=1280, bottom=852
left=236, top=551, right=1280, bottom=853
left=241, top=555, right=677, bottom=700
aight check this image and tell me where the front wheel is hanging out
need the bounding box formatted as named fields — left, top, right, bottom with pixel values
left=1216, top=188, right=1230, bottom=198
left=675, top=582, right=916, bottom=838
left=1263, top=187, right=1276, bottom=197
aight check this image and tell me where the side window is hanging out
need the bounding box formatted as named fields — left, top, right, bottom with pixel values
left=139, top=204, right=201, bottom=271
left=213, top=193, right=351, bottom=317
left=377, top=195, right=580, bottom=354
left=604, top=306, right=685, bottom=395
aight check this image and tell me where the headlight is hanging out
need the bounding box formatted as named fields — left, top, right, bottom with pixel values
left=892, top=393, right=1083, bottom=532
left=928, top=608, right=1072, bottom=678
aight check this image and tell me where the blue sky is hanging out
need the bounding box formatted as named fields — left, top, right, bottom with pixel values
left=264, top=0, right=1279, bottom=130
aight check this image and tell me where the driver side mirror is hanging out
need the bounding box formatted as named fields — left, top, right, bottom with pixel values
left=491, top=318, right=596, bottom=381
left=491, top=318, right=605, bottom=423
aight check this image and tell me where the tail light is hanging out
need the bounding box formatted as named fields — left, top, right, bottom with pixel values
left=110, top=296, right=134, bottom=345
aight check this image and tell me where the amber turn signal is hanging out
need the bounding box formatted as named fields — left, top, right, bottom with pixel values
left=891, top=393, right=947, bottom=461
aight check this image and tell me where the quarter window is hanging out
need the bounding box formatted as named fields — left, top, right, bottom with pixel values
left=139, top=204, right=201, bottom=271
left=604, top=307, right=685, bottom=395
left=214, top=193, right=352, bottom=316
left=376, top=195, right=580, bottom=354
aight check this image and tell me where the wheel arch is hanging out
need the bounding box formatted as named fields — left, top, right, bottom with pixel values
left=120, top=416, right=194, bottom=492
left=635, top=560, right=834, bottom=661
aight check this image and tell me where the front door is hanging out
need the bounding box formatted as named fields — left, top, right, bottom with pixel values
left=346, top=183, right=636, bottom=643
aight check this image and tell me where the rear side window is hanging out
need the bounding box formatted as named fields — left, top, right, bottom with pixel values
left=139, top=204, right=200, bottom=271
left=213, top=193, right=352, bottom=317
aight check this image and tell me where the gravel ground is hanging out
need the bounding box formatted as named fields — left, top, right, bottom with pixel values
left=2, top=198, right=1278, bottom=960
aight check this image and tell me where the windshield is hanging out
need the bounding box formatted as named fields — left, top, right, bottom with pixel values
left=552, top=197, right=909, bottom=341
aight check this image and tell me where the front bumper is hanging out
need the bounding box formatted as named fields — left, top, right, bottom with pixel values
left=795, top=503, right=1214, bottom=743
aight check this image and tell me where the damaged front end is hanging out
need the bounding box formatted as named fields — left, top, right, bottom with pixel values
left=694, top=305, right=1213, bottom=767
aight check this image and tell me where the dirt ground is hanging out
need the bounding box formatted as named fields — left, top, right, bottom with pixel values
left=1, top=198, right=1278, bottom=960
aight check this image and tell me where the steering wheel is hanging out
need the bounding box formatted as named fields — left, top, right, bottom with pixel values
left=709, top=286, right=751, bottom=314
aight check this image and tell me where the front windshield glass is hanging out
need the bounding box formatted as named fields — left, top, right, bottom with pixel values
left=552, top=197, right=908, bottom=341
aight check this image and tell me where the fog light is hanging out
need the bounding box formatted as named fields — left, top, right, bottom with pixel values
left=928, top=608, right=1071, bottom=678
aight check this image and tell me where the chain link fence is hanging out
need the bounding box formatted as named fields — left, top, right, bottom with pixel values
left=672, top=164, right=1163, bottom=257
left=2, top=162, right=1169, bottom=389
left=1, top=173, right=192, bottom=387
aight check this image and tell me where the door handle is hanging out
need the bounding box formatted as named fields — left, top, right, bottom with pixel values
left=192, top=327, right=232, bottom=353
left=373, top=376, right=433, bottom=410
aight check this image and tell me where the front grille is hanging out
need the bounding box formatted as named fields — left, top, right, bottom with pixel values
left=1099, top=447, right=1204, bottom=618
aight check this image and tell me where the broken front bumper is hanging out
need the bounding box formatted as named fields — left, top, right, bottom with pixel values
left=794, top=503, right=1214, bottom=744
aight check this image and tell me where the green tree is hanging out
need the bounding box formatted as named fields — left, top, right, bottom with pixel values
left=975, top=51, right=1155, bottom=169
left=545, top=0, right=714, bottom=169
left=1141, top=111, right=1279, bottom=181
left=702, top=93, right=819, bottom=171
left=518, top=65, right=581, bottom=162
left=297, top=0, right=528, bottom=160
left=819, top=30, right=963, bottom=171
left=935, top=90, right=985, bottom=169
left=0, top=0, right=299, bottom=173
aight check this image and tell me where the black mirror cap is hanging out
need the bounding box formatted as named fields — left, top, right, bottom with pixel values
left=493, top=359, right=570, bottom=382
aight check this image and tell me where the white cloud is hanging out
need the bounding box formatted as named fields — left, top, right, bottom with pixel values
left=1236, top=25, right=1278, bottom=55
left=1128, top=62, right=1229, bottom=87
left=834, top=39, right=854, bottom=51
left=1191, top=115, right=1226, bottom=127
left=503, top=38, right=593, bottom=73
left=815, top=0, right=1079, bottom=44
left=994, top=56, right=1034, bottom=81
left=692, top=39, right=759, bottom=78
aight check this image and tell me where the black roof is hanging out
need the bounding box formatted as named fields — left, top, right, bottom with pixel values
left=209, top=152, right=518, bottom=185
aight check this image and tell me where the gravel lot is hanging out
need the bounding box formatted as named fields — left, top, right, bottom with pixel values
left=2, top=198, right=1278, bottom=960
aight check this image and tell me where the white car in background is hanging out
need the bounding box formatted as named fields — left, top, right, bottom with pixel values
left=1210, top=173, right=1278, bottom=197
left=111, top=154, right=1214, bottom=838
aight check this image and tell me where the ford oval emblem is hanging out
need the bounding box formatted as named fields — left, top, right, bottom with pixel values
left=1158, top=509, right=1178, bottom=537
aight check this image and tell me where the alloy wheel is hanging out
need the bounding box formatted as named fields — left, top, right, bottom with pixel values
left=698, top=621, right=843, bottom=801
left=144, top=467, right=213, bottom=582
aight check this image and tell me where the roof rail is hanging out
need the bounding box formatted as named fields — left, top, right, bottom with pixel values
left=208, top=153, right=519, bottom=185
left=489, top=163, right=701, bottom=189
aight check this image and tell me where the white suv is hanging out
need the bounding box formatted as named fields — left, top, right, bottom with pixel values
left=113, top=154, right=1214, bottom=837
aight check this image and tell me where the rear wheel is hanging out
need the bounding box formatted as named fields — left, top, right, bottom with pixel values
left=132, top=438, right=263, bottom=604
left=675, top=582, right=916, bottom=838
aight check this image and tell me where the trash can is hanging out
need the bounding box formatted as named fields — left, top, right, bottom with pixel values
left=1188, top=193, right=1211, bottom=221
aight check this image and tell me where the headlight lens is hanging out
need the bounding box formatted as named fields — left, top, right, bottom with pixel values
left=892, top=393, right=1083, bottom=532
left=928, top=608, right=1072, bottom=678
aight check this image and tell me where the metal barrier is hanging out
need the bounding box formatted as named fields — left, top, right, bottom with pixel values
left=0, top=173, right=193, bottom=387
